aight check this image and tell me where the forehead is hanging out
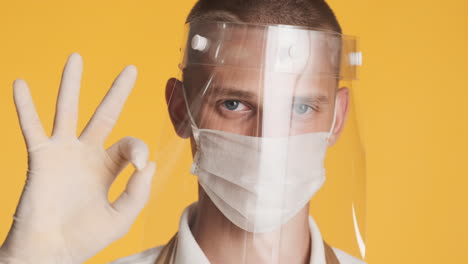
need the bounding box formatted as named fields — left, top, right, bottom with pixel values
left=183, top=23, right=341, bottom=98
left=183, top=66, right=338, bottom=100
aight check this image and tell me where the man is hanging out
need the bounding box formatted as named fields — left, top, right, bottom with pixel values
left=0, top=0, right=365, bottom=263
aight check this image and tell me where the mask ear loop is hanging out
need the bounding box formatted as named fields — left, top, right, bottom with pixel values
left=181, top=69, right=217, bottom=143
left=181, top=83, right=200, bottom=142
left=326, top=96, right=338, bottom=145
left=182, top=85, right=203, bottom=175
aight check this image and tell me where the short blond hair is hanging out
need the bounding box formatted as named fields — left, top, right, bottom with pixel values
left=186, top=0, right=342, bottom=34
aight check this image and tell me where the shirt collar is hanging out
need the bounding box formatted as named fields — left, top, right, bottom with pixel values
left=173, top=202, right=327, bottom=264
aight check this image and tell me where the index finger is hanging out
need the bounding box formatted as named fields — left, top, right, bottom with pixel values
left=78, top=65, right=137, bottom=145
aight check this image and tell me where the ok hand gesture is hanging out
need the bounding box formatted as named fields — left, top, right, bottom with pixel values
left=0, top=53, right=156, bottom=264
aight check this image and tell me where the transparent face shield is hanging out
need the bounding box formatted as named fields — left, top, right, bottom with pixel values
left=142, top=21, right=366, bottom=263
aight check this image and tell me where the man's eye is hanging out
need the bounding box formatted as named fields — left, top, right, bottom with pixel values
left=293, top=104, right=313, bottom=115
left=222, top=100, right=248, bottom=111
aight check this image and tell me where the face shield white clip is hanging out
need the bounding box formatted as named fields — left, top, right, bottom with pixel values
left=191, top=34, right=210, bottom=52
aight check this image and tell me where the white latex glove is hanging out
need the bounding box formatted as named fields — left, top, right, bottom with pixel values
left=0, top=53, right=156, bottom=264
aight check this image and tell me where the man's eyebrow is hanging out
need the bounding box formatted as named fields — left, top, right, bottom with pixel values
left=207, top=85, right=329, bottom=103
left=208, top=85, right=258, bottom=100
left=293, top=94, right=330, bottom=104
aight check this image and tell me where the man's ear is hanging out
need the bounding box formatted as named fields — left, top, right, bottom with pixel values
left=166, top=78, right=192, bottom=138
left=327, top=87, right=350, bottom=147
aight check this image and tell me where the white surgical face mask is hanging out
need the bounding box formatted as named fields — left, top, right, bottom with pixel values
left=185, top=88, right=337, bottom=233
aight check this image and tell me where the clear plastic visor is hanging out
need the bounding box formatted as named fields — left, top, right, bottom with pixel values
left=141, top=22, right=366, bottom=264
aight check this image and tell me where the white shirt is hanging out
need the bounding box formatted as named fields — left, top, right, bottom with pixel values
left=110, top=203, right=365, bottom=264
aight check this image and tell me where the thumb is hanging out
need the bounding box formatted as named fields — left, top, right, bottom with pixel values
left=106, top=136, right=149, bottom=176
left=112, top=161, right=156, bottom=219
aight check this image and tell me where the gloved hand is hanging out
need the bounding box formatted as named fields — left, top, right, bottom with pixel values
left=0, top=53, right=156, bottom=264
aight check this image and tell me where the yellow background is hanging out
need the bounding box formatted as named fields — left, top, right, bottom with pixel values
left=0, top=0, right=467, bottom=263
